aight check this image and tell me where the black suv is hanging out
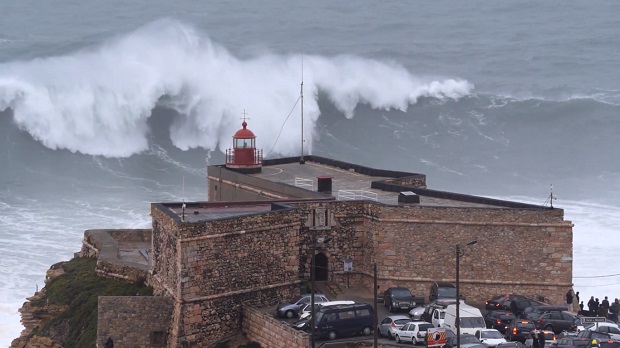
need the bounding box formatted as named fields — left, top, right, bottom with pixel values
left=429, top=281, right=457, bottom=302
left=534, top=312, right=577, bottom=334
left=521, top=305, right=567, bottom=320
left=484, top=311, right=517, bottom=334
left=505, top=319, right=536, bottom=343
left=383, top=287, right=418, bottom=313
left=576, top=329, right=612, bottom=342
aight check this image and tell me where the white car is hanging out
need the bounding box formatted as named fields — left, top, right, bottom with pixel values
left=475, top=329, right=507, bottom=347
left=589, top=322, right=620, bottom=340
left=394, top=321, right=434, bottom=345
left=299, top=300, right=355, bottom=319
left=432, top=308, right=446, bottom=328
left=378, top=315, right=411, bottom=340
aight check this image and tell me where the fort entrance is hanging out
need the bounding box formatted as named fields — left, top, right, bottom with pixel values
left=313, top=252, right=329, bottom=281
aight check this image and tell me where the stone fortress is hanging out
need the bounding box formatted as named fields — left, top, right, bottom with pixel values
left=78, top=120, right=573, bottom=347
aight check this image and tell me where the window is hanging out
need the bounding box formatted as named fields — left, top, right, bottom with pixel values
left=381, top=318, right=390, bottom=324
left=356, top=309, right=371, bottom=317
left=338, top=311, right=355, bottom=319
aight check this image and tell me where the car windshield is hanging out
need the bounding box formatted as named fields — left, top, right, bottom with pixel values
left=461, top=335, right=480, bottom=344
left=394, top=319, right=410, bottom=326
left=420, top=324, right=434, bottom=330
left=392, top=289, right=412, bottom=297
left=460, top=317, right=486, bottom=328
left=438, top=287, right=457, bottom=298
left=482, top=331, right=504, bottom=339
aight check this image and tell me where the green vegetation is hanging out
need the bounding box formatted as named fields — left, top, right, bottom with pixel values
left=29, top=257, right=152, bottom=348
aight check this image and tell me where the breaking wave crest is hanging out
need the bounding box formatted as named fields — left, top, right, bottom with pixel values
left=0, top=18, right=472, bottom=158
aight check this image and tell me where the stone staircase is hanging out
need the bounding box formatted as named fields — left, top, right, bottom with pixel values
left=314, top=281, right=344, bottom=299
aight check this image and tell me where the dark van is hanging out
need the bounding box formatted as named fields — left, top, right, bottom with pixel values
left=314, top=303, right=374, bottom=340
left=429, top=281, right=457, bottom=302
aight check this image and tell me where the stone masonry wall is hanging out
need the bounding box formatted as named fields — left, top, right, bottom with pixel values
left=151, top=204, right=305, bottom=346
left=97, top=296, right=173, bottom=348
left=242, top=304, right=310, bottom=348
left=362, top=204, right=573, bottom=305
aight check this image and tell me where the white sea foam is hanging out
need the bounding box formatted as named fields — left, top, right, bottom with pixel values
left=0, top=19, right=472, bottom=158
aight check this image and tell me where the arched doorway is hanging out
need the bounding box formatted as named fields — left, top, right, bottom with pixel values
left=313, top=253, right=329, bottom=281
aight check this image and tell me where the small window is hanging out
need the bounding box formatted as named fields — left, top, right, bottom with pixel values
left=325, top=313, right=336, bottom=322
left=338, top=311, right=355, bottom=319
left=356, top=309, right=371, bottom=317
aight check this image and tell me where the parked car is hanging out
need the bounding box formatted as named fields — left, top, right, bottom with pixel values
left=444, top=303, right=486, bottom=336
left=384, top=287, right=419, bottom=313
left=431, top=308, right=447, bottom=328
left=534, top=312, right=578, bottom=334
left=555, top=336, right=592, bottom=348
left=486, top=295, right=527, bottom=311
left=429, top=281, right=457, bottom=302
left=485, top=311, right=518, bottom=334
left=505, top=319, right=537, bottom=343
left=522, top=306, right=570, bottom=321
left=276, top=294, right=329, bottom=318
left=513, top=299, right=549, bottom=318
left=299, top=300, right=355, bottom=319
left=576, top=329, right=612, bottom=342
left=410, top=305, right=426, bottom=320
left=378, top=315, right=411, bottom=340
left=445, top=333, right=485, bottom=348
left=587, top=339, right=620, bottom=348
left=497, top=343, right=526, bottom=348
left=476, top=328, right=508, bottom=347
left=524, top=330, right=557, bottom=348
left=314, top=303, right=374, bottom=340
left=394, top=321, right=434, bottom=345
left=421, top=299, right=460, bottom=322
left=592, top=325, right=620, bottom=340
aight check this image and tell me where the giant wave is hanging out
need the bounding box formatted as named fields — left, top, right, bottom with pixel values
left=0, top=19, right=472, bottom=158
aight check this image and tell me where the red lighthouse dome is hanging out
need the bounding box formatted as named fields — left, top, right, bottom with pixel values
left=225, top=117, right=263, bottom=173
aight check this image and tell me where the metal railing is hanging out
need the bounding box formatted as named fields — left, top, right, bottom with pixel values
left=295, top=177, right=314, bottom=190
left=337, top=190, right=378, bottom=201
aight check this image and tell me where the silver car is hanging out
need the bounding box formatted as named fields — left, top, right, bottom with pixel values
left=409, top=305, right=426, bottom=320
left=378, top=315, right=411, bottom=340
left=276, top=294, right=329, bottom=319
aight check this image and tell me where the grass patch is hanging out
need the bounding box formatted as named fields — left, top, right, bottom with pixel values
left=30, top=257, right=152, bottom=348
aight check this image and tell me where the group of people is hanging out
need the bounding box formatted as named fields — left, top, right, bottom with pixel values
left=566, top=290, right=620, bottom=323
left=530, top=330, right=547, bottom=348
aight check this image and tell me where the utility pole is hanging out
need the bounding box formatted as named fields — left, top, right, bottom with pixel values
left=373, top=263, right=378, bottom=348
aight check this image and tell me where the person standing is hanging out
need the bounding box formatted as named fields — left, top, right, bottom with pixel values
left=531, top=330, right=540, bottom=348
left=610, top=299, right=620, bottom=323
left=538, top=330, right=546, bottom=348
left=566, top=289, right=574, bottom=311
left=105, top=337, right=114, bottom=348
left=588, top=296, right=596, bottom=316
left=579, top=301, right=585, bottom=315
left=576, top=291, right=580, bottom=304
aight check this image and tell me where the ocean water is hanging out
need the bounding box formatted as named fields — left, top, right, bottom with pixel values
left=1, top=1, right=619, bottom=345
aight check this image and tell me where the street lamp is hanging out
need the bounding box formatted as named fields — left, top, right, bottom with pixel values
left=310, top=236, right=332, bottom=348
left=456, top=240, right=477, bottom=348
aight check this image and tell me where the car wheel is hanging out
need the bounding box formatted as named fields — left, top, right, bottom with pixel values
left=362, top=326, right=372, bottom=335
left=412, top=337, right=417, bottom=345
left=285, top=310, right=295, bottom=319
left=328, top=331, right=337, bottom=340
left=545, top=324, right=553, bottom=332
left=396, top=335, right=402, bottom=343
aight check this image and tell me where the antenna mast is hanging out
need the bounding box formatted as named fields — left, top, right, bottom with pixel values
left=550, top=184, right=555, bottom=208
left=300, top=55, right=305, bottom=165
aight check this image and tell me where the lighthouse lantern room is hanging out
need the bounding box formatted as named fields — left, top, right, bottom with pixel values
left=225, top=116, right=263, bottom=173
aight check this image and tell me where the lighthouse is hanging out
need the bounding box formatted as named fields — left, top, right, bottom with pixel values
left=225, top=117, right=263, bottom=173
